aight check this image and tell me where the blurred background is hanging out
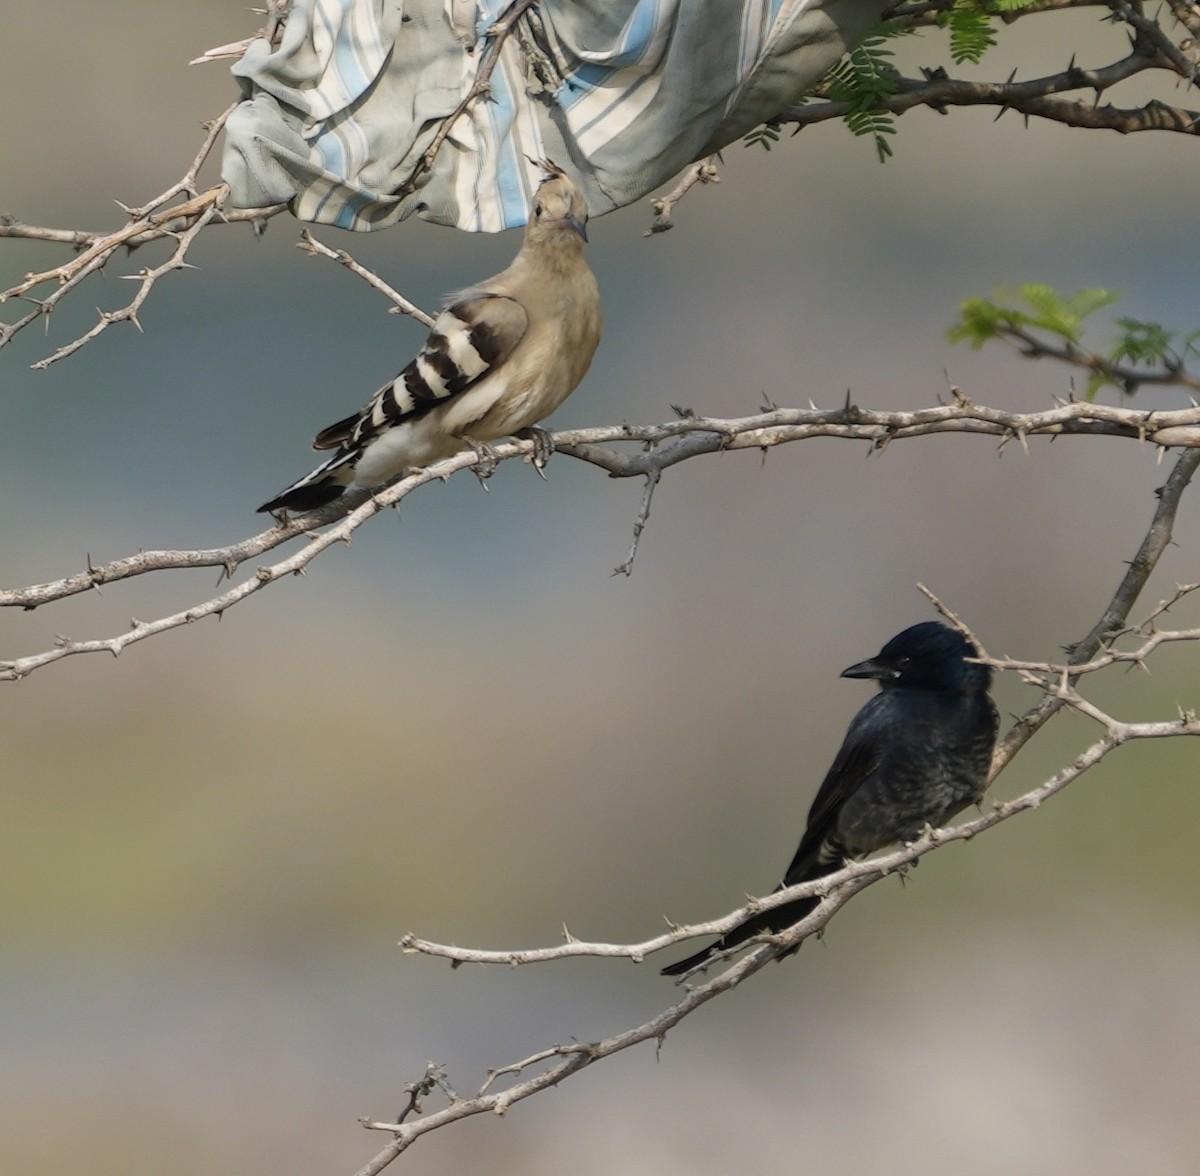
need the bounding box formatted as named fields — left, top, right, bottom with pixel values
left=2, top=3, right=1199, bottom=1173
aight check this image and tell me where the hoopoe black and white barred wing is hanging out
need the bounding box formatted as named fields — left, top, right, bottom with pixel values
left=257, top=159, right=599, bottom=516
left=257, top=294, right=528, bottom=514
left=316, top=294, right=528, bottom=453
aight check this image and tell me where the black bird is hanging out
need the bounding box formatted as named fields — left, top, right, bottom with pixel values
left=661, top=621, right=999, bottom=977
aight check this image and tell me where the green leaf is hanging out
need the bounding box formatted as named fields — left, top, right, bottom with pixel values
left=821, top=23, right=918, bottom=162
left=938, top=0, right=997, bottom=66
left=948, top=285, right=1118, bottom=348
left=742, top=123, right=781, bottom=151
left=948, top=296, right=1015, bottom=348
left=1110, top=318, right=1175, bottom=366
left=950, top=285, right=1199, bottom=401
left=1016, top=284, right=1118, bottom=343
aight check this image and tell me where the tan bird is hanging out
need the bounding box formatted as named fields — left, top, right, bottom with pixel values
left=259, top=161, right=602, bottom=514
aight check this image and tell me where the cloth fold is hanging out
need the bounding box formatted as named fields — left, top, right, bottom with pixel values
left=221, top=0, right=884, bottom=231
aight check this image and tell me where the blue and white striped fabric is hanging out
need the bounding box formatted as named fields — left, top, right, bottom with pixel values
left=222, top=0, right=884, bottom=232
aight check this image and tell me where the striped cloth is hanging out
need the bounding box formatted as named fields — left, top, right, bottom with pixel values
left=221, top=0, right=884, bottom=232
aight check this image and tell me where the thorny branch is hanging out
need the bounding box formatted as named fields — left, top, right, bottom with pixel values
left=348, top=446, right=1200, bottom=1174
left=298, top=231, right=437, bottom=329
left=399, top=699, right=1197, bottom=970
left=5, top=397, right=1200, bottom=682
left=781, top=0, right=1200, bottom=140
left=377, top=700, right=1199, bottom=1168
left=0, top=4, right=291, bottom=366
left=0, top=181, right=287, bottom=368
left=0, top=142, right=287, bottom=369
left=994, top=446, right=1200, bottom=771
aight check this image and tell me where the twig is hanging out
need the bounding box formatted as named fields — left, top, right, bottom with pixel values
left=191, top=0, right=291, bottom=65
left=29, top=202, right=221, bottom=370
left=120, top=101, right=241, bottom=219
left=993, top=446, right=1200, bottom=774
left=643, top=158, right=721, bottom=237
left=917, top=583, right=989, bottom=656
left=391, top=1063, right=449, bottom=1126
left=298, top=231, right=437, bottom=328
left=1, top=185, right=288, bottom=366
left=995, top=322, right=1200, bottom=396
left=1139, top=580, right=1200, bottom=629
left=611, top=468, right=661, bottom=576
left=397, top=0, right=540, bottom=199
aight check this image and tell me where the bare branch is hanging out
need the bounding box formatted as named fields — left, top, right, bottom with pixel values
left=13, top=395, right=1197, bottom=612
left=994, top=446, right=1200, bottom=772
left=643, top=157, right=721, bottom=237
left=611, top=468, right=661, bottom=577
left=886, top=0, right=1110, bottom=22
left=5, top=398, right=1200, bottom=681
left=121, top=101, right=241, bottom=219
left=1, top=185, right=288, bottom=365
left=0, top=203, right=284, bottom=251
left=399, top=700, right=1198, bottom=972
left=297, top=231, right=437, bottom=328
left=980, top=623, right=1200, bottom=679
left=363, top=682, right=1198, bottom=1174
left=29, top=201, right=221, bottom=370
left=350, top=974, right=730, bottom=1175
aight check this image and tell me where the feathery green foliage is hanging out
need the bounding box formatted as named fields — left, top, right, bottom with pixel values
left=743, top=0, right=1040, bottom=162
left=823, top=25, right=918, bottom=161
left=949, top=285, right=1199, bottom=399
left=950, top=284, right=1119, bottom=348
left=939, top=0, right=997, bottom=65
left=1110, top=318, right=1194, bottom=367
left=743, top=122, right=782, bottom=151
left=939, top=0, right=1039, bottom=64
